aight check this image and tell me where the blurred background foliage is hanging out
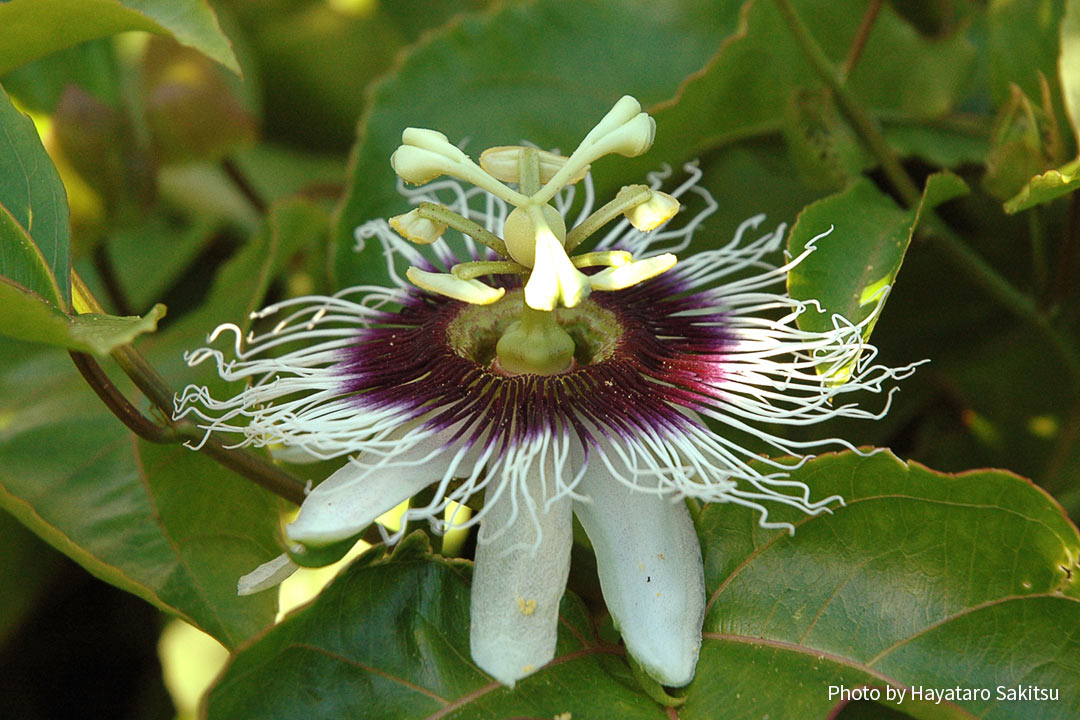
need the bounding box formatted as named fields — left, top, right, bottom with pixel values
left=2, top=0, right=1080, bottom=717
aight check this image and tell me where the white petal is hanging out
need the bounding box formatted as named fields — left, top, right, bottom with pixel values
left=286, top=428, right=457, bottom=546
left=573, top=468, right=704, bottom=686
left=470, top=477, right=573, bottom=687
left=237, top=553, right=299, bottom=595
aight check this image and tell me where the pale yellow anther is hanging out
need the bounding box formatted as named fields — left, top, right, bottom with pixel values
left=390, top=209, right=446, bottom=244
left=400, top=127, right=469, bottom=162
left=580, top=95, right=642, bottom=148
left=588, top=253, right=677, bottom=291
left=525, top=231, right=591, bottom=310
left=479, top=146, right=589, bottom=186
left=585, top=112, right=656, bottom=159
left=406, top=267, right=505, bottom=305
left=390, top=145, right=457, bottom=185
left=625, top=190, right=680, bottom=231
left=534, top=95, right=656, bottom=205
left=391, top=128, right=529, bottom=204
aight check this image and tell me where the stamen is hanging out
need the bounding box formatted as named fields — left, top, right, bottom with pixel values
left=406, top=267, right=505, bottom=305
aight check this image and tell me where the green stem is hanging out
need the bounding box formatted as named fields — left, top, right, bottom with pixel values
left=415, top=202, right=509, bottom=258
left=69, top=351, right=178, bottom=444
left=774, top=0, right=1080, bottom=387
left=451, top=260, right=526, bottom=281
left=565, top=184, right=651, bottom=252
left=773, top=0, right=920, bottom=206
left=838, top=0, right=883, bottom=80
left=70, top=271, right=310, bottom=505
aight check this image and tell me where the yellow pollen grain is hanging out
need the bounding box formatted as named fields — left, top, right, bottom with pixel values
left=638, top=562, right=644, bottom=571
left=658, top=553, right=664, bottom=560
left=517, top=596, right=537, bottom=616
left=522, top=664, right=535, bottom=673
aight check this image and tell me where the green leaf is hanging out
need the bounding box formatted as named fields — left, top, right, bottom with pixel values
left=787, top=173, right=968, bottom=343
left=0, top=509, right=66, bottom=649
left=332, top=0, right=743, bottom=287
left=201, top=453, right=1080, bottom=719
left=0, top=83, right=71, bottom=305
left=204, top=532, right=668, bottom=720
left=1003, top=158, right=1080, bottom=213
left=0, top=340, right=281, bottom=647
left=987, top=0, right=1065, bottom=110
left=106, top=212, right=219, bottom=312
left=1062, top=0, right=1080, bottom=142
left=0, top=278, right=165, bottom=354
left=694, top=451, right=1080, bottom=720
left=605, top=0, right=976, bottom=199
left=0, top=0, right=239, bottom=77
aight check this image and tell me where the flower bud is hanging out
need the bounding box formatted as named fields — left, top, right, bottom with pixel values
left=624, top=190, right=680, bottom=231
left=390, top=208, right=446, bottom=244
left=479, top=146, right=589, bottom=185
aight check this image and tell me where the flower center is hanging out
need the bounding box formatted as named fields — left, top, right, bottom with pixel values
left=446, top=289, right=623, bottom=374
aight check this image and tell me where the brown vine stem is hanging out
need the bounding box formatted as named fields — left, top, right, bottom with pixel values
left=773, top=0, right=1080, bottom=387
left=839, top=0, right=883, bottom=80
left=69, top=271, right=309, bottom=506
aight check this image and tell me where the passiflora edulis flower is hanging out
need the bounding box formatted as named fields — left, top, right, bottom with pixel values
left=175, top=96, right=917, bottom=688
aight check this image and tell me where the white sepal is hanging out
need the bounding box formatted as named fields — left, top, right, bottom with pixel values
left=573, top=468, right=705, bottom=687
left=286, top=432, right=451, bottom=546
left=470, top=479, right=573, bottom=687
left=237, top=553, right=299, bottom=596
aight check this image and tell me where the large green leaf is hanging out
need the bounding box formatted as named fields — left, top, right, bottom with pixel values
left=0, top=0, right=239, bottom=77
left=332, top=0, right=742, bottom=287
left=786, top=172, right=968, bottom=341
left=694, top=451, right=1080, bottom=720
left=204, top=532, right=668, bottom=720
left=0, top=83, right=71, bottom=305
left=0, top=339, right=280, bottom=648
left=605, top=0, right=977, bottom=199
left=202, top=452, right=1080, bottom=719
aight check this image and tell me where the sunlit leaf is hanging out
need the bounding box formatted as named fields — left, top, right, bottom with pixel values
left=0, top=278, right=164, bottom=354
left=1003, top=159, right=1080, bottom=213
left=0, top=0, right=239, bottom=77
left=787, top=172, right=968, bottom=344
left=0, top=83, right=71, bottom=305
